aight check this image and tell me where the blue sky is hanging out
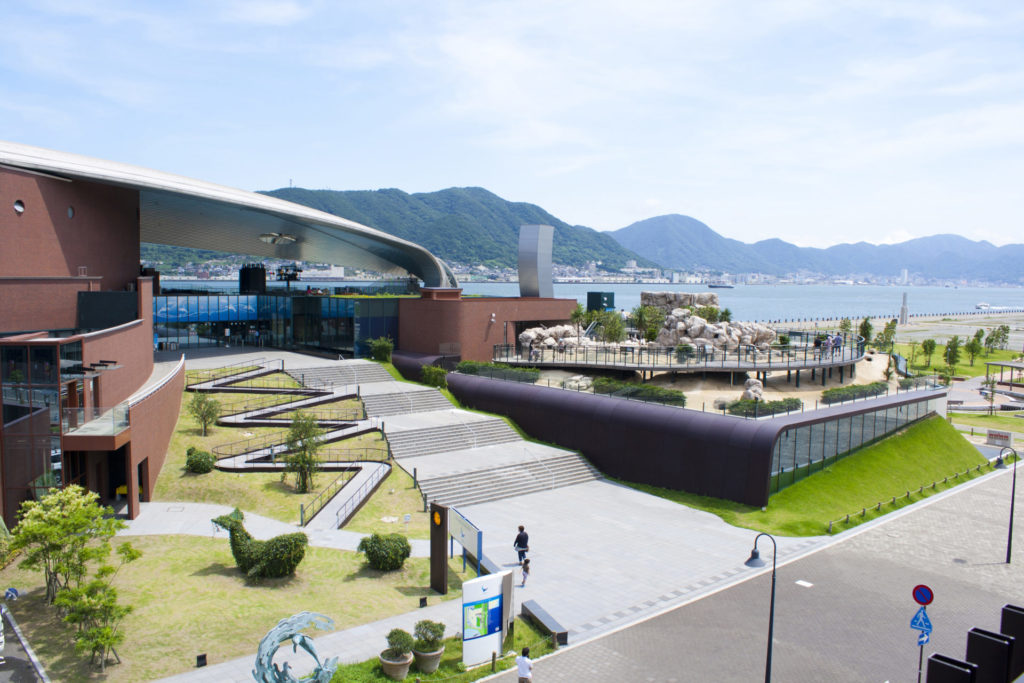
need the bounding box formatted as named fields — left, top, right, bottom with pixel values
left=3, top=1, right=1022, bottom=248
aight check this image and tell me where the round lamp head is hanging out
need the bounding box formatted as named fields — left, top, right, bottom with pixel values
left=996, top=457, right=1007, bottom=470
left=745, top=547, right=766, bottom=568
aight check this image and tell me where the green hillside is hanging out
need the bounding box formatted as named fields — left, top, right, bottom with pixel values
left=260, top=186, right=653, bottom=270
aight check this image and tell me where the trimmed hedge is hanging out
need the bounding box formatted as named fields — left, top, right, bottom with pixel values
left=420, top=365, right=448, bottom=388
left=369, top=336, right=394, bottom=363
left=358, top=533, right=411, bottom=571
left=185, top=446, right=216, bottom=474
left=592, top=377, right=687, bottom=406
left=456, top=360, right=541, bottom=383
left=821, top=381, right=888, bottom=405
left=211, top=508, right=308, bottom=579
left=727, top=397, right=803, bottom=417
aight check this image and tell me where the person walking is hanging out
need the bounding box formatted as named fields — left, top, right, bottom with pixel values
left=513, top=525, right=529, bottom=564
left=516, top=646, right=533, bottom=682
left=520, top=558, right=530, bottom=587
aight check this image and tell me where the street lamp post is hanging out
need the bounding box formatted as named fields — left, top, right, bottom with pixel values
left=744, top=532, right=778, bottom=683
left=995, top=447, right=1019, bottom=564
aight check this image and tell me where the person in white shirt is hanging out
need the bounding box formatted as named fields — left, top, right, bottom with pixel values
left=516, top=646, right=533, bottom=681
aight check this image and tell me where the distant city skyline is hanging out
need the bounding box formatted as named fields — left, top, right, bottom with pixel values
left=2, top=1, right=1022, bottom=249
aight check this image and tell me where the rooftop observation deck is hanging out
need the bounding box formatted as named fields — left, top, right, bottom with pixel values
left=492, top=337, right=866, bottom=376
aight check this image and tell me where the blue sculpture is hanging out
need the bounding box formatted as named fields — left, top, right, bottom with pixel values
left=253, top=612, right=338, bottom=683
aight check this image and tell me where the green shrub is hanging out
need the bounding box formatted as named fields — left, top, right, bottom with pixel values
left=384, top=628, right=414, bottom=659
left=675, top=343, right=694, bottom=359
left=456, top=360, right=540, bottom=382
left=413, top=619, right=446, bottom=652
left=726, top=397, right=802, bottom=417
left=369, top=337, right=394, bottom=363
left=420, top=365, right=448, bottom=388
left=185, top=446, right=216, bottom=474
left=695, top=305, right=720, bottom=323
left=821, top=381, right=888, bottom=405
left=899, top=377, right=932, bottom=390
left=777, top=334, right=790, bottom=346
left=211, top=508, right=308, bottom=578
left=357, top=533, right=411, bottom=571
left=592, top=377, right=686, bottom=406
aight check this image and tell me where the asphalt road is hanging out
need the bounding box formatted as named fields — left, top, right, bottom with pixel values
left=490, top=467, right=1024, bottom=682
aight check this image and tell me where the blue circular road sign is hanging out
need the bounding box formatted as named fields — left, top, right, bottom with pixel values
left=913, top=584, right=934, bottom=606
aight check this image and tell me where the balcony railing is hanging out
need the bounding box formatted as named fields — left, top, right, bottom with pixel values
left=62, top=403, right=129, bottom=436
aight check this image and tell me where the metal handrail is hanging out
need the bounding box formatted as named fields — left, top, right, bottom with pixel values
left=185, top=358, right=279, bottom=388
left=334, top=463, right=390, bottom=529
left=300, top=469, right=357, bottom=526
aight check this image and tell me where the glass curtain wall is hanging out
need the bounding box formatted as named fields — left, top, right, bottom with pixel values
left=769, top=397, right=935, bottom=493
left=1, top=343, right=64, bottom=523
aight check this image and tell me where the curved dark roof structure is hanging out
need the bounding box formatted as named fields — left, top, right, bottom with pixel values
left=0, top=140, right=457, bottom=287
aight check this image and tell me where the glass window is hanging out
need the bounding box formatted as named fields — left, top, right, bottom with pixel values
left=30, top=346, right=58, bottom=384
left=2, top=346, right=28, bottom=384
left=59, top=341, right=83, bottom=380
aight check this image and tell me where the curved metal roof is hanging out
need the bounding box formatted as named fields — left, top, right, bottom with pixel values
left=0, top=140, right=457, bottom=288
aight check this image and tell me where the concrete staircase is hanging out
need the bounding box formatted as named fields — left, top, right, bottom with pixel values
left=419, top=452, right=603, bottom=507
left=385, top=419, right=520, bottom=459
left=363, top=390, right=453, bottom=417
left=286, top=363, right=393, bottom=388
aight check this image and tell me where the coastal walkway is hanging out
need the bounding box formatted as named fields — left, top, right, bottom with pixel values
left=492, top=340, right=866, bottom=385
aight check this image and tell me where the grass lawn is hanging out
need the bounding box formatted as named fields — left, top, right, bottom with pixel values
left=948, top=412, right=1024, bottom=434
left=0, top=536, right=474, bottom=682
left=330, top=616, right=556, bottom=682
left=345, top=464, right=429, bottom=539
left=893, top=342, right=1020, bottom=379
left=620, top=416, right=990, bottom=536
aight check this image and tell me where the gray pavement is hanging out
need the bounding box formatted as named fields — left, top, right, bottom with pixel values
left=485, top=466, right=1024, bottom=682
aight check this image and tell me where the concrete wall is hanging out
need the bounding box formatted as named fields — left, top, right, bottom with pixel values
left=398, top=294, right=576, bottom=362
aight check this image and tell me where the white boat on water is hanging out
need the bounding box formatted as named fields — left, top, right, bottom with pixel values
left=976, top=302, right=990, bottom=310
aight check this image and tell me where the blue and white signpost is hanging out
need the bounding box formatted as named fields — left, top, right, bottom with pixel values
left=911, top=584, right=934, bottom=683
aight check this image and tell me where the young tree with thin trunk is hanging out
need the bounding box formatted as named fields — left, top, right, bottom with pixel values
left=965, top=337, right=983, bottom=366
left=285, top=411, right=324, bottom=494
left=921, top=339, right=937, bottom=367
left=187, top=392, right=220, bottom=436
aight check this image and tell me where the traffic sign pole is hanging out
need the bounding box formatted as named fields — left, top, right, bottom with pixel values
left=911, top=585, right=934, bottom=683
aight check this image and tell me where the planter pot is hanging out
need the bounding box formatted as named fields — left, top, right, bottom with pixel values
left=379, top=652, right=414, bottom=681
left=413, top=646, right=445, bottom=674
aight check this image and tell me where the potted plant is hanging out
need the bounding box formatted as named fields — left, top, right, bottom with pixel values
left=412, top=619, right=446, bottom=673
left=379, top=628, right=414, bottom=680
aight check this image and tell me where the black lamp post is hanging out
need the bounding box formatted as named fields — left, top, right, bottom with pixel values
left=995, top=446, right=1019, bottom=564
left=744, top=532, right=778, bottom=683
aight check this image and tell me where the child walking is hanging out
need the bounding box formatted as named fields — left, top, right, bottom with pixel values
left=520, top=558, right=530, bottom=588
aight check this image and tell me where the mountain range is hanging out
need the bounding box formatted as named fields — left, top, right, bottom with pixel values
left=610, top=215, right=1024, bottom=281
left=142, top=185, right=1023, bottom=283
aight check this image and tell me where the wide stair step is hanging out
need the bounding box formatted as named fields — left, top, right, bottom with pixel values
left=363, top=390, right=452, bottom=417
left=385, top=420, right=520, bottom=458
left=418, top=453, right=602, bottom=507
left=286, top=363, right=393, bottom=388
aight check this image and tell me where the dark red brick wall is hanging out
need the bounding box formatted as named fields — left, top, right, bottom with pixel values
left=398, top=296, right=576, bottom=361
left=0, top=167, right=139, bottom=333
left=81, top=278, right=154, bottom=408
left=125, top=359, right=184, bottom=518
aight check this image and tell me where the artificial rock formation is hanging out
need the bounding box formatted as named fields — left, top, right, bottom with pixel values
left=741, top=378, right=764, bottom=401
left=641, top=291, right=720, bottom=310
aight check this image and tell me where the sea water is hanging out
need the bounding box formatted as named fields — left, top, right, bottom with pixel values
left=162, top=280, right=1024, bottom=323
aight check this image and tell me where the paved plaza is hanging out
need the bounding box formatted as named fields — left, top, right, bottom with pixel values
left=487, top=467, right=1024, bottom=682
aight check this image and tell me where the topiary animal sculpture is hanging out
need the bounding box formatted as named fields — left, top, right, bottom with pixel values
left=212, top=508, right=308, bottom=579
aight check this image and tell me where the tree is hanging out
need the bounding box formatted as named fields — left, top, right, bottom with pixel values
left=921, top=339, right=937, bottom=367
left=187, top=392, right=220, bottom=436
left=965, top=337, right=983, bottom=366
left=630, top=304, right=664, bottom=342
left=839, top=318, right=853, bottom=337
left=284, top=411, right=324, bottom=493
left=986, top=324, right=1010, bottom=352
left=945, top=335, right=962, bottom=368
left=858, top=317, right=873, bottom=343
left=55, top=542, right=141, bottom=672
left=10, top=485, right=125, bottom=604
left=597, top=310, right=626, bottom=343
left=719, top=308, right=733, bottom=323
left=906, top=340, right=920, bottom=368
left=570, top=303, right=587, bottom=341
